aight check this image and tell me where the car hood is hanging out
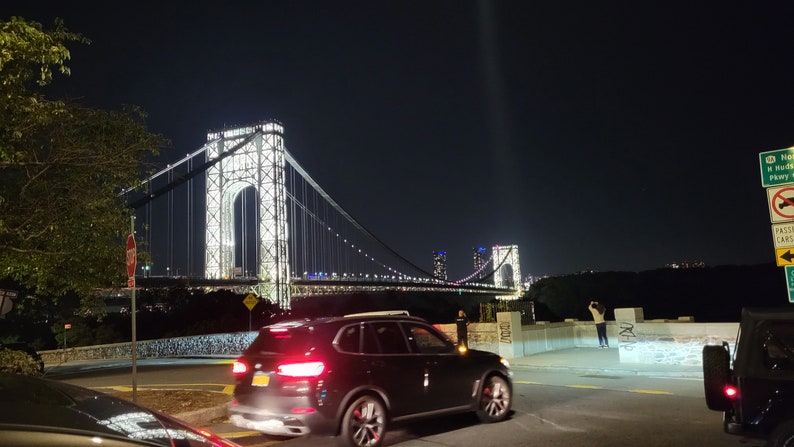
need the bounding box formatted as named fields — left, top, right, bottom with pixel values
left=0, top=373, right=194, bottom=446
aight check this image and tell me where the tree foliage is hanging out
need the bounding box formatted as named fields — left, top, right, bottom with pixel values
left=0, top=17, right=167, bottom=302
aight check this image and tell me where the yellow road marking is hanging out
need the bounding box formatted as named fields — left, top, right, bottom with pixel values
left=629, top=389, right=672, bottom=395
left=515, top=381, right=672, bottom=395
left=95, top=383, right=234, bottom=393
left=106, top=386, right=133, bottom=392
left=219, top=430, right=262, bottom=439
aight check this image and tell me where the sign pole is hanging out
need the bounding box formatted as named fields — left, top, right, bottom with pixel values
left=243, top=294, right=258, bottom=331
left=128, top=217, right=138, bottom=403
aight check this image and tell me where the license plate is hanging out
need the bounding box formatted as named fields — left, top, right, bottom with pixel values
left=252, top=373, right=270, bottom=387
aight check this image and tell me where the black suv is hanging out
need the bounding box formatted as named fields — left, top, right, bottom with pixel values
left=703, top=307, right=794, bottom=447
left=228, top=312, right=513, bottom=447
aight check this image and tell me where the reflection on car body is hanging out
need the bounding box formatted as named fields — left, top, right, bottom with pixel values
left=0, top=372, right=241, bottom=447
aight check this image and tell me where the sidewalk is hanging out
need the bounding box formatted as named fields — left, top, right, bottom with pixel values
left=508, top=347, right=703, bottom=378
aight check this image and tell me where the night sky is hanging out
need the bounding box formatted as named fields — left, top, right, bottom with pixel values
left=5, top=1, right=794, bottom=279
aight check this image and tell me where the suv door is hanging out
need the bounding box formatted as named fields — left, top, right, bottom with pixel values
left=363, top=320, right=428, bottom=417
left=402, top=321, right=475, bottom=411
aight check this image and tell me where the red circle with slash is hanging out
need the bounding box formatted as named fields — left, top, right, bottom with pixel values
left=772, top=187, right=794, bottom=220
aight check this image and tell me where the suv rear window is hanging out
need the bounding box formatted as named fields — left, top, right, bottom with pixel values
left=246, top=327, right=316, bottom=356
left=762, top=322, right=794, bottom=371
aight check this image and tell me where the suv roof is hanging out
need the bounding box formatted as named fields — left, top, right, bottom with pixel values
left=267, top=313, right=429, bottom=329
left=343, top=310, right=410, bottom=317
left=740, top=307, right=794, bottom=322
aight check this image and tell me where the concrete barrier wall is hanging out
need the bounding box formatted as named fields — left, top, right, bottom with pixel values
left=615, top=321, right=737, bottom=366
left=441, top=318, right=737, bottom=366
left=41, top=316, right=739, bottom=367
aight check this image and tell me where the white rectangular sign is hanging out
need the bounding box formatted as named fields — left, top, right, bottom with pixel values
left=767, top=185, right=794, bottom=223
left=772, top=222, right=794, bottom=248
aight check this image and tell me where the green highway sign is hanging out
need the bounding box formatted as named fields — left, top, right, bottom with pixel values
left=786, top=265, right=794, bottom=303
left=760, top=147, right=794, bottom=187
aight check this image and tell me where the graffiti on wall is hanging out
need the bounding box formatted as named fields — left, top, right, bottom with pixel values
left=619, top=321, right=637, bottom=350
left=499, top=321, right=512, bottom=344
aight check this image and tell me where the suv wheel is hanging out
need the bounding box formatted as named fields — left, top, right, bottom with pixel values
left=339, top=394, right=387, bottom=447
left=770, top=420, right=794, bottom=447
left=476, top=374, right=511, bottom=423
left=702, top=344, right=731, bottom=411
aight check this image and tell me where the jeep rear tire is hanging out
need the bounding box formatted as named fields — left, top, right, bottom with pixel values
left=702, top=344, right=731, bottom=411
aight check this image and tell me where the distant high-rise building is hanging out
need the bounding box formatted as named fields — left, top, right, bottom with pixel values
left=432, top=251, right=447, bottom=280
left=473, top=247, right=486, bottom=279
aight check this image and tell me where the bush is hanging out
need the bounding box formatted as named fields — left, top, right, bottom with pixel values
left=0, top=348, right=43, bottom=376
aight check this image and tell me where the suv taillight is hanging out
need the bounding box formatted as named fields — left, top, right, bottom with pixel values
left=276, top=361, right=325, bottom=378
left=232, top=360, right=248, bottom=375
left=723, top=384, right=739, bottom=400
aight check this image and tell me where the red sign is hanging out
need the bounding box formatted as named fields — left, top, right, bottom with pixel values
left=64, top=324, right=72, bottom=329
left=126, top=234, right=137, bottom=281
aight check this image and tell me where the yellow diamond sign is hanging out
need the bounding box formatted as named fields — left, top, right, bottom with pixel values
left=243, top=293, right=258, bottom=311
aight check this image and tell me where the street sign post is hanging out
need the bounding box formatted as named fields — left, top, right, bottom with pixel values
left=760, top=147, right=794, bottom=187
left=243, top=293, right=258, bottom=311
left=127, top=218, right=138, bottom=403
left=243, top=294, right=258, bottom=331
left=761, top=148, right=794, bottom=303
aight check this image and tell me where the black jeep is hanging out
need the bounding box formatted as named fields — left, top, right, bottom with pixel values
left=703, top=307, right=794, bottom=447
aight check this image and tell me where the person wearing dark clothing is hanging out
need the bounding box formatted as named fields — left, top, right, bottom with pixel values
left=588, top=300, right=609, bottom=348
left=455, top=309, right=469, bottom=348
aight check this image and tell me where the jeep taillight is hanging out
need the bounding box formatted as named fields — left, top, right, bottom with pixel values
left=276, top=361, right=326, bottom=378
left=723, top=384, right=739, bottom=400
left=232, top=359, right=248, bottom=375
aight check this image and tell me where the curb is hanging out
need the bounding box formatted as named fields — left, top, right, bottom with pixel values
left=174, top=404, right=229, bottom=426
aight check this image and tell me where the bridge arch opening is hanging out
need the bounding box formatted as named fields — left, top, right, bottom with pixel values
left=232, top=185, right=259, bottom=278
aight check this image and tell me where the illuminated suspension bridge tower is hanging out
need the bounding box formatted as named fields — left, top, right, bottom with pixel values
left=204, top=121, right=291, bottom=309
left=493, top=244, right=522, bottom=298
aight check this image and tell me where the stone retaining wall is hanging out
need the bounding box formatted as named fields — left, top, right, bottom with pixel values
left=40, top=332, right=257, bottom=365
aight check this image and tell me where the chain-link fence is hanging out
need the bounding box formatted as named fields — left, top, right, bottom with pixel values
left=479, top=300, right=536, bottom=325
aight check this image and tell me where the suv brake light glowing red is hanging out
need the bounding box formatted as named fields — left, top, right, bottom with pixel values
left=723, top=384, right=739, bottom=400
left=232, top=360, right=248, bottom=375
left=276, top=361, right=325, bottom=378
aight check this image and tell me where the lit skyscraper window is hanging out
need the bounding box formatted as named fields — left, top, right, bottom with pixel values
left=432, top=251, right=447, bottom=280
left=473, top=247, right=486, bottom=279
